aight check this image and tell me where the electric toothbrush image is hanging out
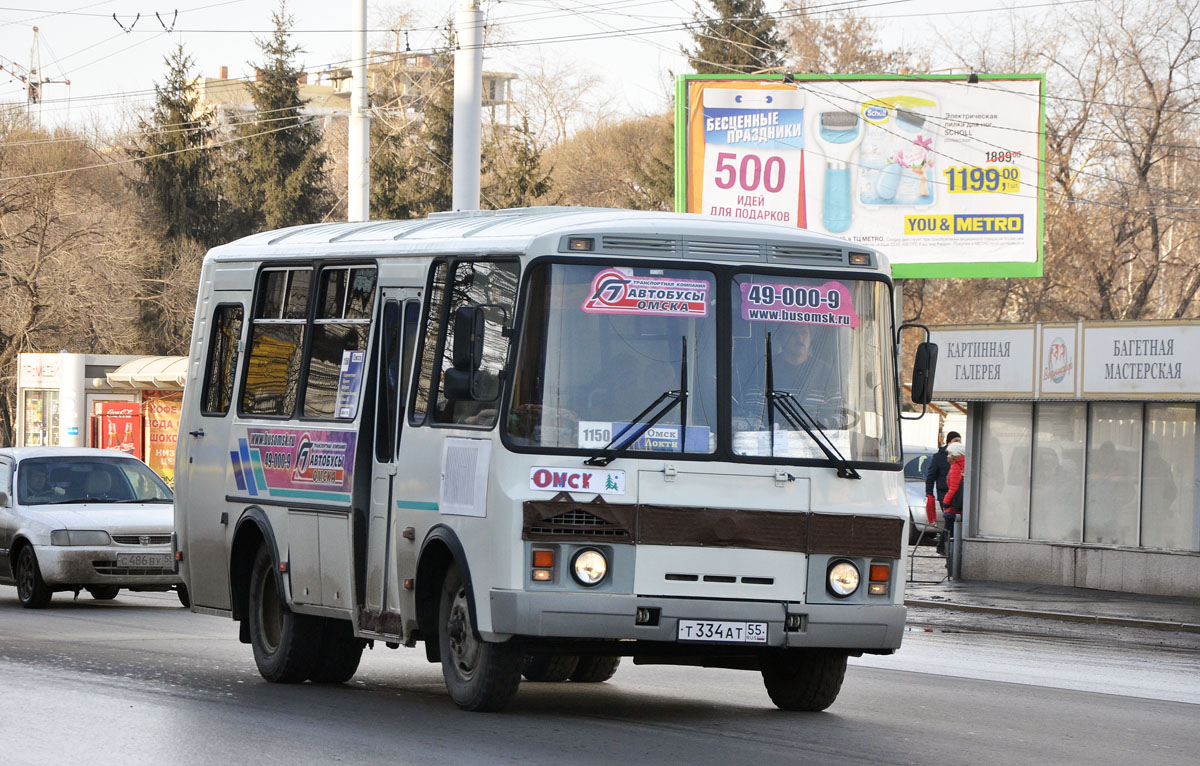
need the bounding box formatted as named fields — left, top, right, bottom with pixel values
left=814, top=109, right=863, bottom=234
left=858, top=94, right=939, bottom=207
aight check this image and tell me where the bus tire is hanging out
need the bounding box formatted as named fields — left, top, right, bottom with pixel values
left=16, top=546, right=53, bottom=609
left=87, top=586, right=120, bottom=600
left=522, top=654, right=579, bottom=682
left=569, top=656, right=621, bottom=683
left=176, top=583, right=191, bottom=608
left=760, top=649, right=847, bottom=711
left=309, top=618, right=367, bottom=684
left=248, top=545, right=321, bottom=683
left=438, top=564, right=521, bottom=711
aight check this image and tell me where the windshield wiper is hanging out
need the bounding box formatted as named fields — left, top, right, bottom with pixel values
left=765, top=332, right=860, bottom=480
left=585, top=336, right=689, bottom=467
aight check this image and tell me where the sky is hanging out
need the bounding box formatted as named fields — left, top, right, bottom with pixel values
left=0, top=0, right=1077, bottom=134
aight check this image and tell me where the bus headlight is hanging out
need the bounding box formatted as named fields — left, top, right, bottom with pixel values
left=827, top=560, right=860, bottom=598
left=571, top=548, right=608, bottom=586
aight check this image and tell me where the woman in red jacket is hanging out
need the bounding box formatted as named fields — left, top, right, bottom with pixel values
left=939, top=441, right=966, bottom=558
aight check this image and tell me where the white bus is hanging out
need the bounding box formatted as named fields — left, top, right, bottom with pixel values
left=174, top=207, right=936, bottom=712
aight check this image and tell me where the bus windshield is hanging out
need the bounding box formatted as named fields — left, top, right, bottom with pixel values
left=505, top=261, right=898, bottom=464
left=731, top=271, right=898, bottom=463
left=508, top=262, right=717, bottom=455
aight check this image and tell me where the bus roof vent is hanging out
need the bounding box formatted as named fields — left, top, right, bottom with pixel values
left=683, top=239, right=766, bottom=261
left=767, top=244, right=845, bottom=263
left=600, top=235, right=678, bottom=256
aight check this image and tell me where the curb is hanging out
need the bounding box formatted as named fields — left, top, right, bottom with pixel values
left=904, top=599, right=1200, bottom=634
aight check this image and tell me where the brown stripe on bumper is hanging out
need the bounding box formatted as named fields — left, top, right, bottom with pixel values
left=522, top=497, right=903, bottom=559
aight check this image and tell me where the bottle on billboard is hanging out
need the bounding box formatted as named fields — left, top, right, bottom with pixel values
left=107, top=419, right=117, bottom=449
left=122, top=421, right=133, bottom=451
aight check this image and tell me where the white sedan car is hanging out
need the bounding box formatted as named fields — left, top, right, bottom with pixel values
left=0, top=447, right=186, bottom=608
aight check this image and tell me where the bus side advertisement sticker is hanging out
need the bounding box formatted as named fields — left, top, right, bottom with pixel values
left=229, top=428, right=356, bottom=503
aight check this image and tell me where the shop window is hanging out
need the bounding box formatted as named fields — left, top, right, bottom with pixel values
left=1029, top=403, right=1085, bottom=542
left=977, top=403, right=1032, bottom=539
left=1140, top=404, right=1197, bottom=550
left=201, top=305, right=244, bottom=416
left=303, top=266, right=377, bottom=419
left=23, top=390, right=59, bottom=446
left=1084, top=402, right=1142, bottom=546
left=242, top=268, right=311, bottom=416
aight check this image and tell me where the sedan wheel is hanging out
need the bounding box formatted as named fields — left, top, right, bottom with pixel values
left=16, top=547, right=53, bottom=609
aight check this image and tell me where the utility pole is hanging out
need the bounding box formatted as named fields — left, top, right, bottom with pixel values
left=0, top=27, right=70, bottom=119
left=452, top=0, right=483, bottom=211
left=348, top=0, right=370, bottom=222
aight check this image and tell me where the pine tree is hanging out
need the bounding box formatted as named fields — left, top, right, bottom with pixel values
left=130, top=44, right=218, bottom=246
left=224, top=4, right=329, bottom=236
left=483, top=117, right=552, bottom=209
left=684, top=0, right=785, bottom=74
left=371, top=49, right=455, bottom=219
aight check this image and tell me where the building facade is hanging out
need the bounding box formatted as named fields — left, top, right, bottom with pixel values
left=930, top=321, right=1200, bottom=597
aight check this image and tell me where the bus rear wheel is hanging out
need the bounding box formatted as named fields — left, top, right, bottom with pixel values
left=309, top=618, right=367, bottom=684
left=760, top=649, right=847, bottom=711
left=522, top=654, right=579, bottom=682
left=248, top=546, right=321, bottom=683
left=569, top=656, right=621, bottom=683
left=438, top=564, right=521, bottom=711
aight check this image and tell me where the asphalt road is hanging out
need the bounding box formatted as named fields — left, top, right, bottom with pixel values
left=1, top=585, right=1198, bottom=766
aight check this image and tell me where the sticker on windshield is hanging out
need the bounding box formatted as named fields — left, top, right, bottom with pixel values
left=583, top=269, right=710, bottom=317
left=740, top=281, right=859, bottom=327
left=578, top=421, right=711, bottom=452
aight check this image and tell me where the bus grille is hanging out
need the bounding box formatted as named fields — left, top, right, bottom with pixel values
left=528, top=509, right=631, bottom=540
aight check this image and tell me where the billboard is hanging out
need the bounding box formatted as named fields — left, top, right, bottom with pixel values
left=676, top=74, right=1046, bottom=279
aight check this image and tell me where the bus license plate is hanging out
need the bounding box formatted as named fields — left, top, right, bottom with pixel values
left=117, top=553, right=171, bottom=569
left=677, top=620, right=768, bottom=643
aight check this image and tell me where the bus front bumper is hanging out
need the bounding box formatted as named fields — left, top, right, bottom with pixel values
left=488, top=590, right=904, bottom=651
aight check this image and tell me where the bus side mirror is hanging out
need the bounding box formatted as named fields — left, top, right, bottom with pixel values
left=899, top=323, right=938, bottom=414
left=911, top=342, right=938, bottom=404
left=445, top=306, right=500, bottom=401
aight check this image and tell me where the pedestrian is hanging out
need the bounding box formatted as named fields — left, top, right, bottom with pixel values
left=924, top=430, right=961, bottom=554
left=941, top=440, right=967, bottom=565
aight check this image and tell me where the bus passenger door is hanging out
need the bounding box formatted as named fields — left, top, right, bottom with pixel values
left=177, top=294, right=249, bottom=611
left=365, top=292, right=421, bottom=622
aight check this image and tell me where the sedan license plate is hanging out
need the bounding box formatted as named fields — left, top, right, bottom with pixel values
left=677, top=619, right=767, bottom=643
left=117, top=553, right=171, bottom=569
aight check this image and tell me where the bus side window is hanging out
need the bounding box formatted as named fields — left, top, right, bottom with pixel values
left=201, top=304, right=244, bottom=416
left=411, top=260, right=518, bottom=429
left=411, top=262, right=448, bottom=425
left=241, top=268, right=312, bottom=416
left=435, top=260, right=519, bottom=427
left=303, top=266, right=377, bottom=419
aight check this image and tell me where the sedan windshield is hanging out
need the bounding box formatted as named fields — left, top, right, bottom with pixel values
left=507, top=263, right=717, bottom=455
left=18, top=456, right=173, bottom=506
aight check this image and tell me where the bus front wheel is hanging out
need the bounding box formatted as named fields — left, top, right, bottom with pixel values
left=760, top=649, right=847, bottom=711
left=438, top=564, right=521, bottom=711
left=248, top=545, right=321, bottom=683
